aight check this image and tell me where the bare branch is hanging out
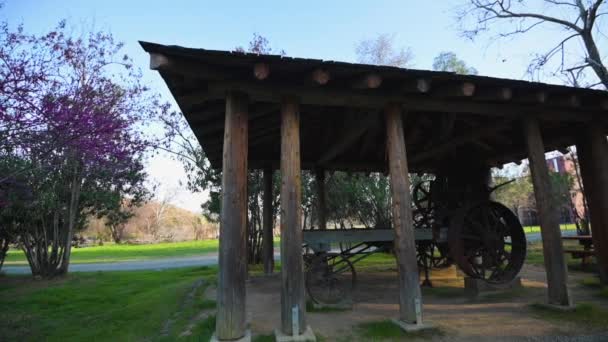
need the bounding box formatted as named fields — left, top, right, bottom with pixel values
left=470, top=0, right=583, bottom=33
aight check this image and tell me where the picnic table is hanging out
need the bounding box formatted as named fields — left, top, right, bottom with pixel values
left=562, top=235, right=594, bottom=267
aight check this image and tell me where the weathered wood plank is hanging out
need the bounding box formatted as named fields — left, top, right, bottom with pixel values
left=216, top=91, right=249, bottom=340
left=263, top=167, right=274, bottom=275
left=385, top=103, right=424, bottom=324
left=523, top=116, right=571, bottom=306
left=280, top=96, right=307, bottom=334
left=576, top=122, right=608, bottom=284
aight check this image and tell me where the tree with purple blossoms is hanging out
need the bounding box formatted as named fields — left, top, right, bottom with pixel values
left=0, top=19, right=165, bottom=277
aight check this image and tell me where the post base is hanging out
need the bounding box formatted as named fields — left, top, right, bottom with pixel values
left=274, top=326, right=316, bottom=342
left=464, top=276, right=522, bottom=297
left=210, top=330, right=251, bottom=342
left=390, top=318, right=435, bottom=332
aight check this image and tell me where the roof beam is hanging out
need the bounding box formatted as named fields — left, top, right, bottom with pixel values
left=352, top=73, right=382, bottom=89
left=401, top=78, right=431, bottom=93
left=202, top=80, right=599, bottom=121
left=318, top=113, right=377, bottom=164
left=410, top=122, right=511, bottom=164
left=475, top=87, right=512, bottom=101
left=434, top=82, right=475, bottom=97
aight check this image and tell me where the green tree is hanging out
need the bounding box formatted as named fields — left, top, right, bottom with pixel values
left=433, top=52, right=478, bottom=74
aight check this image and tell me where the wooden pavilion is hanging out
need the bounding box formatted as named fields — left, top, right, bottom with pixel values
left=140, top=41, right=608, bottom=342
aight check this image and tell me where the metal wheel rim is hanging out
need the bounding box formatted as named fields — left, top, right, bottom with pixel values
left=305, top=253, right=356, bottom=304
left=449, top=201, right=527, bottom=284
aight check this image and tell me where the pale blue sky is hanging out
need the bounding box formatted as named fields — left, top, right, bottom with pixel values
left=1, top=0, right=582, bottom=211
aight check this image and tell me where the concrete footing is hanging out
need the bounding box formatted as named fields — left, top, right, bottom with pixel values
left=464, top=276, right=522, bottom=297
left=210, top=330, right=251, bottom=342
left=390, top=318, right=435, bottom=332
left=274, top=326, right=316, bottom=342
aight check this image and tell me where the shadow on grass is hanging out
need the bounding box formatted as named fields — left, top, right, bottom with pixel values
left=580, top=276, right=608, bottom=299
left=421, top=286, right=464, bottom=298
left=305, top=300, right=351, bottom=313
left=356, top=320, right=443, bottom=341
left=529, top=302, right=608, bottom=328
left=469, top=286, right=545, bottom=303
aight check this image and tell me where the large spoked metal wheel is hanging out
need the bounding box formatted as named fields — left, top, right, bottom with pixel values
left=416, top=241, right=452, bottom=270
left=449, top=201, right=527, bottom=284
left=413, top=182, right=436, bottom=229
left=305, top=253, right=356, bottom=305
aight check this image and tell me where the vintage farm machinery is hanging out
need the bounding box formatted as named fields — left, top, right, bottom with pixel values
left=303, top=170, right=527, bottom=305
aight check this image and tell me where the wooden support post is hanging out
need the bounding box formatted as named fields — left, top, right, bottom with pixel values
left=263, top=167, right=274, bottom=275
left=576, top=122, right=608, bottom=284
left=385, top=103, right=424, bottom=324
left=315, top=168, right=327, bottom=230
left=280, top=96, right=307, bottom=335
left=523, top=117, right=571, bottom=306
left=216, top=91, right=249, bottom=340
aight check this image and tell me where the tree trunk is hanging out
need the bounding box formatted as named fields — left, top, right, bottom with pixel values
left=0, top=238, right=9, bottom=271
left=315, top=168, right=327, bottom=230
left=581, top=31, right=608, bottom=89
left=58, top=163, right=82, bottom=276
left=262, top=167, right=274, bottom=274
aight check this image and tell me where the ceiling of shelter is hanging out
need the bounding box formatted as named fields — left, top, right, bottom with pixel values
left=140, top=41, right=608, bottom=173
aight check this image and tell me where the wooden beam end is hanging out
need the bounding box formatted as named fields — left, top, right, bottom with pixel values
left=150, top=53, right=169, bottom=70
left=462, top=82, right=476, bottom=97
left=254, top=63, right=270, bottom=80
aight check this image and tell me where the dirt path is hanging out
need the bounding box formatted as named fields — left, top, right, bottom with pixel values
left=245, top=266, right=608, bottom=341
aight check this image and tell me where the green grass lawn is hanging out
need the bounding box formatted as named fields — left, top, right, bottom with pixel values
left=522, top=223, right=577, bottom=234
left=0, top=267, right=219, bottom=341
left=4, top=240, right=223, bottom=265
left=5, top=239, right=284, bottom=266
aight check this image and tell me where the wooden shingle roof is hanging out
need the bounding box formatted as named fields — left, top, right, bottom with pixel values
left=140, top=41, right=608, bottom=172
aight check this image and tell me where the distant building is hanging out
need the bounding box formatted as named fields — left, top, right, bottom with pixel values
left=517, top=154, right=587, bottom=226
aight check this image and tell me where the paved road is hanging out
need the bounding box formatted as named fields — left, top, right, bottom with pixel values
left=3, top=230, right=578, bottom=275
left=3, top=252, right=283, bottom=275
